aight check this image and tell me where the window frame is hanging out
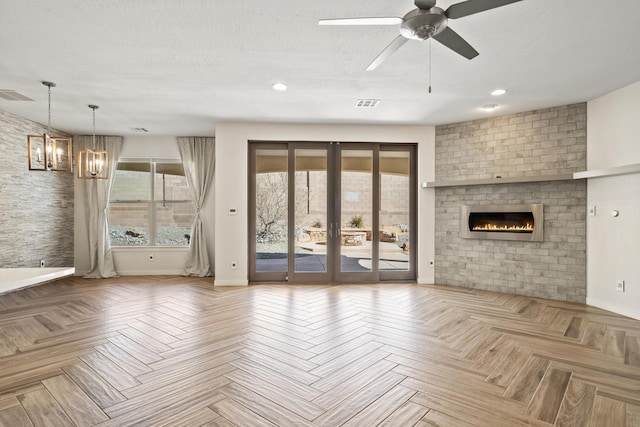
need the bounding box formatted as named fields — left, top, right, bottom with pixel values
left=108, top=157, right=193, bottom=247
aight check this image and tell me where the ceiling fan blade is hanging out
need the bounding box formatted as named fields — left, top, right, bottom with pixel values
left=445, top=0, right=522, bottom=19
left=432, top=27, right=479, bottom=59
left=366, top=36, right=409, bottom=71
left=414, top=0, right=436, bottom=10
left=319, top=17, right=402, bottom=26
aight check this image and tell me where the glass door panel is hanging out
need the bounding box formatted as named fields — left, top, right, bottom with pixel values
left=254, top=148, right=288, bottom=274
left=294, top=148, right=328, bottom=274
left=379, top=151, right=411, bottom=272
left=250, top=141, right=415, bottom=284
left=339, top=149, right=374, bottom=274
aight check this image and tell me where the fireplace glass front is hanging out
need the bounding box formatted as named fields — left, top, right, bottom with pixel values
left=468, top=212, right=534, bottom=233
left=460, top=204, right=543, bottom=242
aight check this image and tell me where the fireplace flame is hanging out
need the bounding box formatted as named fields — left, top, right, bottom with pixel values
left=472, top=223, right=534, bottom=232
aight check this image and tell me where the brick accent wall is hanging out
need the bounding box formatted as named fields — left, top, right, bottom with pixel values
left=0, top=110, right=74, bottom=267
left=434, top=104, right=587, bottom=303
left=436, top=104, right=586, bottom=181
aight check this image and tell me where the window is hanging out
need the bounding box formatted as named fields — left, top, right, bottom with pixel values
left=108, top=160, right=195, bottom=246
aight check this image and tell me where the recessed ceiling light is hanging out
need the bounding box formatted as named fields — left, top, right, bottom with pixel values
left=272, top=83, right=287, bottom=91
left=491, top=89, right=507, bottom=96
left=481, top=104, right=498, bottom=112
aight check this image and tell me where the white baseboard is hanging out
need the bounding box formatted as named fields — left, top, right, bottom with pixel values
left=114, top=270, right=186, bottom=276
left=417, top=277, right=435, bottom=285
left=587, top=297, right=640, bottom=320
left=214, top=279, right=249, bottom=286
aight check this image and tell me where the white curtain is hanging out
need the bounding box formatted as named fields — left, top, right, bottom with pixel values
left=79, top=135, right=123, bottom=278
left=177, top=137, right=215, bottom=276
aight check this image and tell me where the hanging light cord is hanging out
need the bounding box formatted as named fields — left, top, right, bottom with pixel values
left=92, top=107, right=96, bottom=149
left=428, top=38, right=432, bottom=94
left=47, top=84, right=52, bottom=134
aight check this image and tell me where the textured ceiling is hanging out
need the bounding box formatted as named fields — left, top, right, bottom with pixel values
left=1, top=0, right=640, bottom=136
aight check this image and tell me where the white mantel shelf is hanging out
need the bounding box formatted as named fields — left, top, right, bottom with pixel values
left=573, top=163, right=640, bottom=180
left=426, top=164, right=640, bottom=188
left=425, top=174, right=574, bottom=188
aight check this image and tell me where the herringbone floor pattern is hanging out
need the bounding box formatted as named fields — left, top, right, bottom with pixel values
left=0, top=276, right=639, bottom=426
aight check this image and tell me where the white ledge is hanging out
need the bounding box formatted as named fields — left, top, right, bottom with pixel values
left=573, top=163, right=640, bottom=180
left=0, top=267, right=75, bottom=295
left=425, top=174, right=574, bottom=188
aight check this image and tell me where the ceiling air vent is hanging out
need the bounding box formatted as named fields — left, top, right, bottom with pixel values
left=0, top=90, right=34, bottom=101
left=131, top=127, right=149, bottom=133
left=355, top=99, right=380, bottom=108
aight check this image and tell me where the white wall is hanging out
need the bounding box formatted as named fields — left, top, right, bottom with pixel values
left=74, top=136, right=216, bottom=276
left=586, top=81, right=640, bottom=319
left=587, top=81, right=640, bottom=170
left=214, top=122, right=435, bottom=286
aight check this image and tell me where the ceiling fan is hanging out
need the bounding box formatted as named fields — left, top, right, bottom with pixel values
left=319, top=0, right=522, bottom=71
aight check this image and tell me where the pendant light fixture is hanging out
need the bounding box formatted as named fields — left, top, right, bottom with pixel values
left=27, top=81, right=72, bottom=172
left=78, top=104, right=109, bottom=179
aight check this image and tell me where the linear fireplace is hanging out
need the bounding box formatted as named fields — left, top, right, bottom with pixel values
left=460, top=204, right=543, bottom=242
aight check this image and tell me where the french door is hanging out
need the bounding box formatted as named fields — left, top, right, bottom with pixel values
left=249, top=141, right=416, bottom=283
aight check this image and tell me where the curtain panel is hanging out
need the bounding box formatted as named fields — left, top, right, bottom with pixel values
left=177, top=137, right=215, bottom=277
left=77, top=135, right=123, bottom=278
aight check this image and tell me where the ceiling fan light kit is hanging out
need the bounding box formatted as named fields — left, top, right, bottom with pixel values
left=320, top=0, right=522, bottom=70
left=399, top=7, right=447, bottom=41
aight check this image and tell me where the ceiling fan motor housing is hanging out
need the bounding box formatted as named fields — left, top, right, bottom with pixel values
left=400, top=7, right=447, bottom=40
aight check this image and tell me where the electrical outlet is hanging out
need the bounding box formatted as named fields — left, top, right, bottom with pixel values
left=588, top=206, right=596, bottom=216
left=231, top=261, right=238, bottom=270
left=428, top=259, right=434, bottom=267
left=40, top=259, right=45, bottom=268
left=148, top=254, right=154, bottom=262
left=616, top=280, right=625, bottom=292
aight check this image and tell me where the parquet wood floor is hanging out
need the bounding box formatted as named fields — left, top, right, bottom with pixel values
left=0, top=276, right=639, bottom=426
